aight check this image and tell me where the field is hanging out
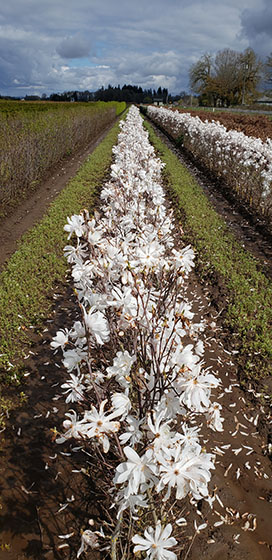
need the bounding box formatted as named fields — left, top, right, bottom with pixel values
left=176, top=108, right=272, bottom=142
left=0, top=106, right=271, bottom=559
left=145, top=105, right=272, bottom=229
left=0, top=100, right=125, bottom=218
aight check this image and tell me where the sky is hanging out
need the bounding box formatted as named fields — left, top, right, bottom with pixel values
left=0, top=0, right=271, bottom=97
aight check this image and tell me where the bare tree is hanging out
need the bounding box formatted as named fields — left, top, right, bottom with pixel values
left=264, top=52, right=272, bottom=85
left=189, top=48, right=262, bottom=107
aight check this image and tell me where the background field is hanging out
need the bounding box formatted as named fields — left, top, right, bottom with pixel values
left=0, top=100, right=125, bottom=218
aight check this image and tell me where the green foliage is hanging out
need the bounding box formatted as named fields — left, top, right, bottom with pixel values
left=0, top=116, right=125, bottom=380
left=144, top=120, right=272, bottom=382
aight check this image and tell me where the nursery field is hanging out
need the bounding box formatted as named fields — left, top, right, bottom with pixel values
left=0, top=107, right=271, bottom=559
left=146, top=105, right=272, bottom=232
left=175, top=108, right=272, bottom=142
left=0, top=100, right=125, bottom=218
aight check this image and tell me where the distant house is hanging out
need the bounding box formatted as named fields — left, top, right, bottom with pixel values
left=153, top=98, right=164, bottom=106
left=256, top=95, right=272, bottom=105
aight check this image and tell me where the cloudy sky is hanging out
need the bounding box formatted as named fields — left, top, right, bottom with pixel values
left=0, top=0, right=271, bottom=97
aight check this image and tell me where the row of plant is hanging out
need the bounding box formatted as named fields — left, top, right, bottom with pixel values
left=0, top=99, right=104, bottom=117
left=0, top=101, right=126, bottom=216
left=143, top=120, right=272, bottom=387
left=0, top=116, right=124, bottom=396
left=53, top=106, right=224, bottom=558
left=146, top=105, right=272, bottom=224
left=176, top=108, right=272, bottom=143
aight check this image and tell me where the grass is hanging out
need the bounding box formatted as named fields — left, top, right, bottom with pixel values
left=144, top=120, right=272, bottom=388
left=0, top=114, right=126, bottom=388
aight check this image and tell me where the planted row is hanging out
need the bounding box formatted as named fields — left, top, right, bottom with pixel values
left=0, top=101, right=125, bottom=214
left=52, top=107, right=223, bottom=558
left=146, top=105, right=272, bottom=224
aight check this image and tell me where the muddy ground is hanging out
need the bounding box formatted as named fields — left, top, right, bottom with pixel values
left=0, top=121, right=271, bottom=559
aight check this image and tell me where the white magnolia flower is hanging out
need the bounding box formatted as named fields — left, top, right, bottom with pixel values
left=147, top=411, right=173, bottom=452
left=116, top=490, right=148, bottom=519
left=176, top=424, right=200, bottom=449
left=177, top=366, right=220, bottom=412
left=111, top=392, right=131, bottom=419
left=51, top=328, right=69, bottom=351
left=157, top=444, right=214, bottom=501
left=85, top=309, right=110, bottom=345
left=155, top=391, right=185, bottom=419
left=205, top=402, right=224, bottom=432
left=61, top=373, right=85, bottom=403
left=136, top=241, right=164, bottom=270
left=57, top=410, right=85, bottom=443
left=62, top=348, right=87, bottom=372
left=64, top=242, right=87, bottom=264
left=114, top=446, right=154, bottom=496
left=171, top=246, right=195, bottom=275
left=87, top=218, right=104, bottom=246
left=132, top=521, right=177, bottom=559
left=106, top=351, right=136, bottom=388
left=64, top=214, right=85, bottom=239
left=119, top=415, right=144, bottom=445
left=83, top=400, right=120, bottom=453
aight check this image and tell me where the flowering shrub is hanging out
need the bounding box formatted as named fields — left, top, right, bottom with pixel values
left=147, top=106, right=272, bottom=222
left=52, top=106, right=223, bottom=558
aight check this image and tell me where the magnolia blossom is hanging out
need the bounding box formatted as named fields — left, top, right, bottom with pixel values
left=84, top=308, right=110, bottom=345
left=61, top=373, right=85, bottom=403
left=83, top=400, right=121, bottom=452
left=111, top=392, right=131, bottom=420
left=64, top=214, right=85, bottom=239
left=206, top=402, right=224, bottom=432
left=51, top=328, right=69, bottom=351
left=114, top=446, right=155, bottom=496
left=147, top=411, right=174, bottom=452
left=157, top=444, right=214, bottom=501
left=116, top=490, right=148, bottom=519
left=177, top=366, right=220, bottom=412
left=106, top=350, right=136, bottom=388
left=62, top=348, right=87, bottom=372
left=57, top=410, right=85, bottom=443
left=119, top=415, right=144, bottom=445
left=132, top=521, right=177, bottom=560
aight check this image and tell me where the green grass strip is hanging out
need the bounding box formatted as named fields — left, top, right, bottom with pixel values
left=145, top=120, right=272, bottom=386
left=0, top=114, right=126, bottom=379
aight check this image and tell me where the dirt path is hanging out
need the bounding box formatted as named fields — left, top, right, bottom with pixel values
left=0, top=120, right=119, bottom=271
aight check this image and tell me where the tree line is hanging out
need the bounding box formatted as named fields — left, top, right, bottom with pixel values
left=189, top=48, right=272, bottom=107
left=20, top=85, right=170, bottom=104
